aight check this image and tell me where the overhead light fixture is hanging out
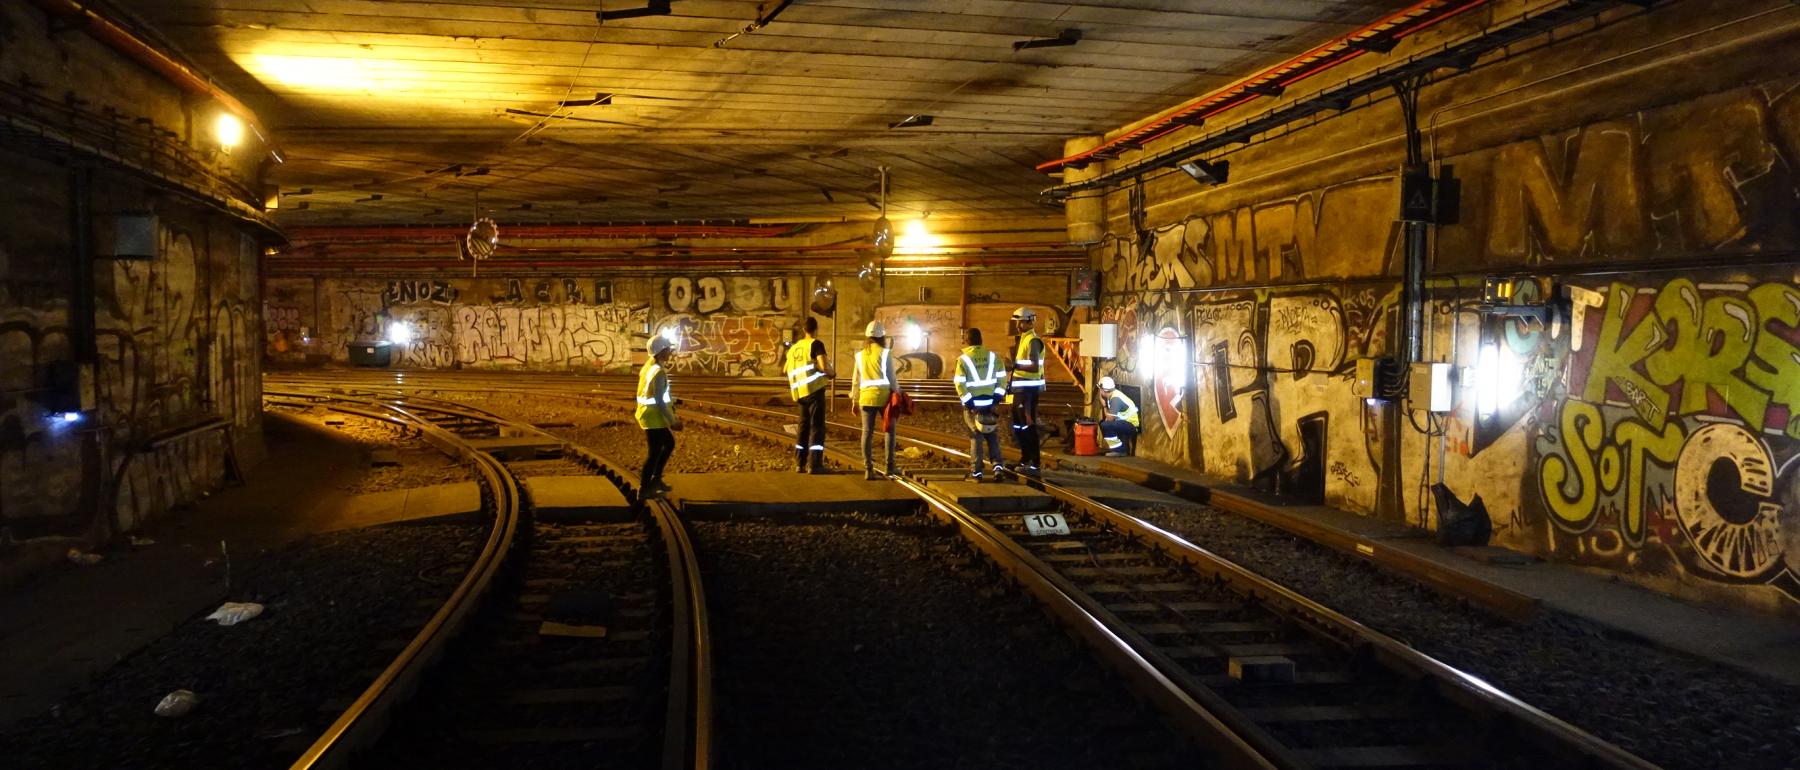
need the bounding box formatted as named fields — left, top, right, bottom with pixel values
left=1176, top=158, right=1229, bottom=186
left=214, top=112, right=244, bottom=149
left=597, top=0, right=671, bottom=21
left=558, top=92, right=614, bottom=107
left=1012, top=28, right=1082, bottom=51
left=888, top=114, right=934, bottom=129
left=267, top=147, right=286, bottom=164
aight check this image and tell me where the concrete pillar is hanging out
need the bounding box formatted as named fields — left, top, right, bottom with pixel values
left=1061, top=135, right=1105, bottom=245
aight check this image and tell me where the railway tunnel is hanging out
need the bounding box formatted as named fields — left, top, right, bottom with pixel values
left=1, top=0, right=1798, bottom=768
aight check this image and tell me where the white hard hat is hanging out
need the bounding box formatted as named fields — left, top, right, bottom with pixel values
left=1011, top=307, right=1036, bottom=321
left=648, top=336, right=673, bottom=356
left=1099, top=376, right=1116, bottom=391
left=865, top=321, right=886, bottom=338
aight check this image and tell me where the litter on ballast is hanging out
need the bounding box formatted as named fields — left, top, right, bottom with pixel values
left=66, top=548, right=102, bottom=566
left=204, top=601, right=265, bottom=626
left=153, top=689, right=199, bottom=717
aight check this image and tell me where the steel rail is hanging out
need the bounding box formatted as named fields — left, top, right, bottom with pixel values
left=271, top=373, right=1659, bottom=769
left=547, top=387, right=1662, bottom=770
left=265, top=386, right=711, bottom=770
left=270, top=392, right=522, bottom=770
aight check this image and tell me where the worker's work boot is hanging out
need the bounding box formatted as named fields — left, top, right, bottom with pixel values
left=863, top=465, right=879, bottom=481
left=794, top=448, right=808, bottom=473
left=809, top=450, right=826, bottom=474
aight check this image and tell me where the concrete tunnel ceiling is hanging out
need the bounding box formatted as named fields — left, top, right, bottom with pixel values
left=127, top=0, right=1415, bottom=225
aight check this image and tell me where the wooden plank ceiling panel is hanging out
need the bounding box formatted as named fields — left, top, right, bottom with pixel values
left=125, top=0, right=1412, bottom=225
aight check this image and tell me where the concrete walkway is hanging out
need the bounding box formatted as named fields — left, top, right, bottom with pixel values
left=1066, top=451, right=1800, bottom=687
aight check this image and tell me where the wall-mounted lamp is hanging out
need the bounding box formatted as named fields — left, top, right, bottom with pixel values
left=1176, top=158, right=1229, bottom=186
left=214, top=112, right=245, bottom=150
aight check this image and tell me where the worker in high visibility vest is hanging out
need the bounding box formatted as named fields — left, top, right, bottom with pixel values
left=1007, top=307, right=1046, bottom=477
left=635, top=335, right=682, bottom=497
left=953, top=327, right=1007, bottom=483
left=785, top=316, right=834, bottom=474
left=1097, top=376, right=1139, bottom=457
left=852, top=320, right=897, bottom=480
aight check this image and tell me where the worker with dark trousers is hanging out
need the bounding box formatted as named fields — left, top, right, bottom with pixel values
left=1096, top=376, right=1139, bottom=456
left=635, top=335, right=682, bottom=497
left=785, top=316, right=834, bottom=473
left=953, top=327, right=1007, bottom=483
left=1007, top=307, right=1046, bottom=478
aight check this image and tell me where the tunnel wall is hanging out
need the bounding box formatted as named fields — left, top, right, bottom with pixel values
left=0, top=1, right=267, bottom=545
left=1090, top=0, right=1800, bottom=615
left=264, top=270, right=1074, bottom=382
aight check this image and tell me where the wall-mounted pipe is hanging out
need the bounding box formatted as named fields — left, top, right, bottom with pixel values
left=24, top=0, right=268, bottom=138
left=264, top=254, right=1085, bottom=274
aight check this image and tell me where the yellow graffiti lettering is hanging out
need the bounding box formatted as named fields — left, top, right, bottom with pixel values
left=1610, top=419, right=1683, bottom=546
left=1582, top=284, right=1669, bottom=426
left=1540, top=401, right=1604, bottom=530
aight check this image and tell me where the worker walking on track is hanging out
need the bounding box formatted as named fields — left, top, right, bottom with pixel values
left=1097, top=376, right=1139, bottom=457
left=635, top=336, right=682, bottom=498
left=1007, top=307, right=1046, bottom=478
left=785, top=316, right=834, bottom=474
left=953, top=327, right=1007, bottom=483
left=852, top=321, right=898, bottom=480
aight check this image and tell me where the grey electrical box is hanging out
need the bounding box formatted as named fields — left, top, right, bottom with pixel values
left=112, top=213, right=158, bottom=260
left=1409, top=362, right=1455, bottom=413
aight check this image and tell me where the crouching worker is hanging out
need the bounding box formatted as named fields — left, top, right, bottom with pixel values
left=636, top=336, right=682, bottom=497
left=853, top=321, right=897, bottom=480
left=1097, top=376, right=1138, bottom=457
left=953, top=328, right=1006, bottom=483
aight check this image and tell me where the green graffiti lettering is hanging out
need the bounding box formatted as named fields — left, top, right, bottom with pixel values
left=1610, top=419, right=1683, bottom=547
left=1540, top=401, right=1605, bottom=530
left=1583, top=283, right=1669, bottom=426
left=1745, top=284, right=1800, bottom=437
left=1646, top=281, right=1765, bottom=427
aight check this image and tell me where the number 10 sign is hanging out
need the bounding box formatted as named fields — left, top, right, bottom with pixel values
left=1023, top=512, right=1070, bottom=536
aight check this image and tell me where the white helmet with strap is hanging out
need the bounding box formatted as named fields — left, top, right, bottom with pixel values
left=1010, top=307, right=1036, bottom=322
left=648, top=336, right=673, bottom=356
left=865, top=321, right=886, bottom=338
left=1099, top=376, right=1116, bottom=391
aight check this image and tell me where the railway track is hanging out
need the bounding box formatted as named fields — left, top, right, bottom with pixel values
left=266, top=372, right=1660, bottom=769
left=263, top=388, right=710, bottom=770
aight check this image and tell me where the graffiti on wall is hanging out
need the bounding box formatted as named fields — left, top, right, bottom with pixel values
left=1449, top=85, right=1800, bottom=268
left=1532, top=278, right=1800, bottom=601
left=5, top=221, right=260, bottom=533
left=296, top=276, right=803, bottom=375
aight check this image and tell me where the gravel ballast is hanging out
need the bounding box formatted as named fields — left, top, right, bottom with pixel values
left=1134, top=503, right=1800, bottom=770
left=0, top=523, right=484, bottom=768
left=695, top=511, right=1199, bottom=769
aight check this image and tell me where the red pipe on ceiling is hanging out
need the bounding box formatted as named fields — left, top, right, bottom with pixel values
left=1036, top=0, right=1491, bottom=173
left=24, top=0, right=266, bottom=135
left=287, top=223, right=807, bottom=243
left=264, top=254, right=1085, bottom=272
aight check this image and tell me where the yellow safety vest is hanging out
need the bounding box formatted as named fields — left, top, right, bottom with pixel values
left=855, top=344, right=893, bottom=408
left=1011, top=330, right=1046, bottom=390
left=954, top=346, right=1004, bottom=408
left=1107, top=390, right=1140, bottom=427
left=634, top=361, right=673, bottom=429
left=786, top=337, right=827, bottom=401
